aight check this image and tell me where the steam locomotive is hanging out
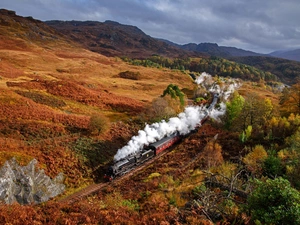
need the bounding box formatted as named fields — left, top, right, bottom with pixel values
left=104, top=93, right=219, bottom=181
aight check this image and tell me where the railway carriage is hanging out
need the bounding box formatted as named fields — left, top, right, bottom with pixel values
left=104, top=133, right=180, bottom=180
left=104, top=93, right=219, bottom=181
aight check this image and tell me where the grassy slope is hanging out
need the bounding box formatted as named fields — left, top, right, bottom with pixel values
left=0, top=20, right=195, bottom=189
left=0, top=11, right=286, bottom=224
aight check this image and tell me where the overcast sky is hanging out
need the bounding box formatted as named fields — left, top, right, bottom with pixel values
left=2, top=0, right=300, bottom=53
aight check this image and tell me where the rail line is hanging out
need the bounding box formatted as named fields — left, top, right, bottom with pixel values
left=58, top=148, right=171, bottom=204
left=59, top=94, right=219, bottom=204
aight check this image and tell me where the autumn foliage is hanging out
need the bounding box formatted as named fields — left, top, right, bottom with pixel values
left=1, top=9, right=300, bottom=224
left=200, top=139, right=224, bottom=168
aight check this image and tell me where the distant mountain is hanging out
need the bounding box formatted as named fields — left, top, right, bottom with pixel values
left=2, top=8, right=299, bottom=85
left=158, top=40, right=263, bottom=58
left=45, top=20, right=201, bottom=58
left=181, top=42, right=264, bottom=58
left=269, top=49, right=300, bottom=62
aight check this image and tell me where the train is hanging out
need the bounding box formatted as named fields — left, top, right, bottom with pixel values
left=104, top=93, right=219, bottom=181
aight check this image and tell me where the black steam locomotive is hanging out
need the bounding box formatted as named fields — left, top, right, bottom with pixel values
left=104, top=132, right=181, bottom=181
left=104, top=93, right=219, bottom=181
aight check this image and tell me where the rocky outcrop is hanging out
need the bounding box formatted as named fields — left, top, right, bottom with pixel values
left=0, top=158, right=65, bottom=204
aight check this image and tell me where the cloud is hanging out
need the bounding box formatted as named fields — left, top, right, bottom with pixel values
left=1, top=0, right=300, bottom=53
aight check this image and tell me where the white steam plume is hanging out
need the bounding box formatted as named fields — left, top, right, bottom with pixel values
left=113, top=72, right=241, bottom=162
left=196, top=72, right=241, bottom=101
left=114, top=105, right=207, bottom=161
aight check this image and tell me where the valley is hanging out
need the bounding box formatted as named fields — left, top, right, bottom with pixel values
left=0, top=8, right=300, bottom=224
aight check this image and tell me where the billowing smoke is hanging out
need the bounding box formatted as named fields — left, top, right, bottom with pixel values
left=113, top=72, right=240, bottom=161
left=195, top=72, right=213, bottom=86
left=196, top=72, right=241, bottom=101
left=114, top=105, right=207, bottom=161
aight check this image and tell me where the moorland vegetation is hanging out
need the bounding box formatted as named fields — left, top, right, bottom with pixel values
left=0, top=9, right=300, bottom=224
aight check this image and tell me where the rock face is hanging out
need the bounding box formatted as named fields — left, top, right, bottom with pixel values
left=0, top=158, right=65, bottom=204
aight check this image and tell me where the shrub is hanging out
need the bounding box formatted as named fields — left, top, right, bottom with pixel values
left=200, top=141, right=223, bottom=168
left=104, top=192, right=124, bottom=209
left=145, top=96, right=176, bottom=122
left=15, top=90, right=66, bottom=108
left=162, top=84, right=186, bottom=107
left=243, top=145, right=268, bottom=175
left=195, top=97, right=205, bottom=103
left=118, top=71, right=141, bottom=80
left=262, top=155, right=284, bottom=178
left=87, top=114, right=109, bottom=135
left=247, top=177, right=300, bottom=225
left=122, top=199, right=140, bottom=211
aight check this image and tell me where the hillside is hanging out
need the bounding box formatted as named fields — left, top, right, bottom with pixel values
left=43, top=18, right=299, bottom=85
left=45, top=20, right=201, bottom=59
left=2, top=9, right=300, bottom=225
left=231, top=56, right=300, bottom=85
left=43, top=17, right=299, bottom=86
left=0, top=9, right=196, bottom=186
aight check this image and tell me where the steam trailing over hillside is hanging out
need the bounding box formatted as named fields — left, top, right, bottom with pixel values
left=195, top=72, right=241, bottom=101
left=114, top=106, right=207, bottom=161
left=114, top=73, right=241, bottom=161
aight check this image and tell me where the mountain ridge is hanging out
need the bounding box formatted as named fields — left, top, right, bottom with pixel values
left=2, top=8, right=300, bottom=62
left=45, top=19, right=201, bottom=59
left=269, top=48, right=300, bottom=62
left=175, top=41, right=263, bottom=58
left=158, top=39, right=300, bottom=62
left=1, top=8, right=300, bottom=86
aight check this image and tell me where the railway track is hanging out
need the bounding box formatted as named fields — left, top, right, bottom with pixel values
left=59, top=183, right=108, bottom=204
left=59, top=148, right=171, bottom=204
left=59, top=95, right=219, bottom=204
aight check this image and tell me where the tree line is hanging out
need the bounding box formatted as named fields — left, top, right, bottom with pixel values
left=122, top=55, right=278, bottom=82
left=231, top=56, right=300, bottom=85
